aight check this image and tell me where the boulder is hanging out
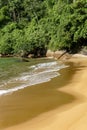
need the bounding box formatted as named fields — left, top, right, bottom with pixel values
left=46, top=50, right=71, bottom=60
left=28, top=54, right=34, bottom=58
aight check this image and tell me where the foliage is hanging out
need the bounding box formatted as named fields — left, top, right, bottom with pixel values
left=48, top=0, right=87, bottom=52
left=0, top=0, right=87, bottom=56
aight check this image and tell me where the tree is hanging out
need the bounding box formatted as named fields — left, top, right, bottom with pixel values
left=48, top=0, right=87, bottom=53
left=0, top=0, right=87, bottom=56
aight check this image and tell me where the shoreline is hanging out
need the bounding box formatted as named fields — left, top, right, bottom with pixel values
left=3, top=56, right=87, bottom=130
left=0, top=58, right=75, bottom=129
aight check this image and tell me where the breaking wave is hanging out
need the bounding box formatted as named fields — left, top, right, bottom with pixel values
left=0, top=61, right=68, bottom=96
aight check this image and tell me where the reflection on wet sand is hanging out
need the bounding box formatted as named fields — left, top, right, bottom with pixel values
left=0, top=62, right=77, bottom=129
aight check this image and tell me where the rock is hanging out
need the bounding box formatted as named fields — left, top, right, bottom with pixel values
left=21, top=58, right=29, bottom=62
left=80, top=47, right=87, bottom=55
left=46, top=50, right=55, bottom=58
left=54, top=50, right=66, bottom=59
left=28, top=54, right=34, bottom=58
left=0, top=54, right=2, bottom=57
left=46, top=50, right=71, bottom=60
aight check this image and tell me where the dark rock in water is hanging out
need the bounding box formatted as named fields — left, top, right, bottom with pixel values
left=21, top=58, right=29, bottom=62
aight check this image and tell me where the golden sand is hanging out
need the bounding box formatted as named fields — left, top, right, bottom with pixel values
left=4, top=56, right=87, bottom=130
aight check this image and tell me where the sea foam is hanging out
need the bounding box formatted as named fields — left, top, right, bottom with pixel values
left=0, top=61, right=68, bottom=96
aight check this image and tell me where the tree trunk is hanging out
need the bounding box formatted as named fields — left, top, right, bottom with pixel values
left=13, top=10, right=16, bottom=21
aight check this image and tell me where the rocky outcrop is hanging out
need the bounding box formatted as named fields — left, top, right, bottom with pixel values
left=80, top=47, right=87, bottom=55
left=0, top=54, right=2, bottom=57
left=28, top=54, right=34, bottom=58
left=46, top=50, right=71, bottom=60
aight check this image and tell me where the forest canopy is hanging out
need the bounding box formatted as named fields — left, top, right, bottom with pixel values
left=0, top=0, right=87, bottom=57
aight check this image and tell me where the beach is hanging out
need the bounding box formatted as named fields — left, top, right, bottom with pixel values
left=3, top=56, right=87, bottom=130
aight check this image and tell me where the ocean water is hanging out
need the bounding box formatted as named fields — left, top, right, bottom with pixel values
left=0, top=58, right=76, bottom=129
left=0, top=58, right=68, bottom=96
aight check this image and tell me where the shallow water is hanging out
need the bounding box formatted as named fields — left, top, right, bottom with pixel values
left=0, top=58, right=76, bottom=129
left=0, top=58, right=67, bottom=96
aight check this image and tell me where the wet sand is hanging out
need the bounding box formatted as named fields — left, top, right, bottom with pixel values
left=2, top=56, right=87, bottom=130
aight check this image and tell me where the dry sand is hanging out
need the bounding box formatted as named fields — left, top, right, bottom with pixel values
left=4, top=56, right=87, bottom=130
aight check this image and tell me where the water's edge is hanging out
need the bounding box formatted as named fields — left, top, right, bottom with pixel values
left=0, top=61, right=68, bottom=96
left=0, top=59, right=76, bottom=129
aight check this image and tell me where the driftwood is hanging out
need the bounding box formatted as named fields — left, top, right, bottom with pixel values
left=57, top=51, right=67, bottom=59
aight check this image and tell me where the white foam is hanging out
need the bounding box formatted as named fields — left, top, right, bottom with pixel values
left=0, top=84, right=26, bottom=95
left=0, top=61, right=68, bottom=96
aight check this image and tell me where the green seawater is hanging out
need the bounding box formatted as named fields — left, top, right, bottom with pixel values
left=0, top=57, right=76, bottom=129
left=0, top=57, right=54, bottom=85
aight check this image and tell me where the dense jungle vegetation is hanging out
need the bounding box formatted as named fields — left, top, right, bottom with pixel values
left=0, top=0, right=87, bottom=57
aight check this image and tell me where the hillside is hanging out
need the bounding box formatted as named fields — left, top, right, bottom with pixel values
left=0, top=0, right=87, bottom=57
